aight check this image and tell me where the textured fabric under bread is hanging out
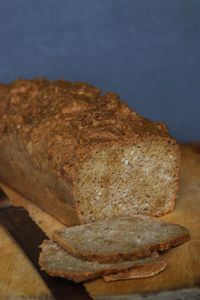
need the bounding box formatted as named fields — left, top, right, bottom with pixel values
left=53, top=216, right=190, bottom=263
left=0, top=79, right=180, bottom=224
left=39, top=240, right=165, bottom=282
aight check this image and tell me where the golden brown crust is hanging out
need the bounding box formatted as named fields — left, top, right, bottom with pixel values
left=155, top=122, right=169, bottom=133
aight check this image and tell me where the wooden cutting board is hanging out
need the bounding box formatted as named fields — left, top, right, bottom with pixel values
left=0, top=144, right=200, bottom=299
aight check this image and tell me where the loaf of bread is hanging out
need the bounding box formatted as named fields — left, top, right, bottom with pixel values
left=53, top=216, right=190, bottom=263
left=0, top=79, right=180, bottom=225
left=39, top=240, right=166, bottom=282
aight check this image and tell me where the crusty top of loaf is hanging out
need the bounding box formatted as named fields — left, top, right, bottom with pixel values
left=0, top=78, right=172, bottom=181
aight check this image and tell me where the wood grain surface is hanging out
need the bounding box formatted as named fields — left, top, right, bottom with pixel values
left=0, top=144, right=199, bottom=299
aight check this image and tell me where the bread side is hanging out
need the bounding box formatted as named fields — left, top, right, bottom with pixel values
left=53, top=216, right=190, bottom=263
left=39, top=240, right=165, bottom=282
left=0, top=79, right=180, bottom=225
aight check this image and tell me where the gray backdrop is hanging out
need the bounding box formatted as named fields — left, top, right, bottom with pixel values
left=0, top=0, right=199, bottom=142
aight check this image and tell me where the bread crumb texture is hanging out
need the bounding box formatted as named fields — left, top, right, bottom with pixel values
left=39, top=240, right=166, bottom=282
left=53, top=215, right=190, bottom=263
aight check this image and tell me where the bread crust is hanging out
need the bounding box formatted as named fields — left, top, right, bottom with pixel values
left=53, top=216, right=190, bottom=263
left=39, top=240, right=166, bottom=283
left=0, top=79, right=180, bottom=224
left=103, top=260, right=167, bottom=281
left=54, top=231, right=190, bottom=263
left=39, top=259, right=167, bottom=283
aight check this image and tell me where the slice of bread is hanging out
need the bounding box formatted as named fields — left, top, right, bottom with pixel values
left=103, top=260, right=167, bottom=281
left=53, top=215, right=190, bottom=263
left=39, top=240, right=166, bottom=283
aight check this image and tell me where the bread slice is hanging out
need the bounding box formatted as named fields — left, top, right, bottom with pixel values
left=0, top=79, right=180, bottom=225
left=53, top=215, right=190, bottom=263
left=103, top=260, right=167, bottom=281
left=39, top=240, right=166, bottom=283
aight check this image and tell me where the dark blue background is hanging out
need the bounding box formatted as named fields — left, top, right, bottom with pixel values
left=0, top=0, right=199, bottom=142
